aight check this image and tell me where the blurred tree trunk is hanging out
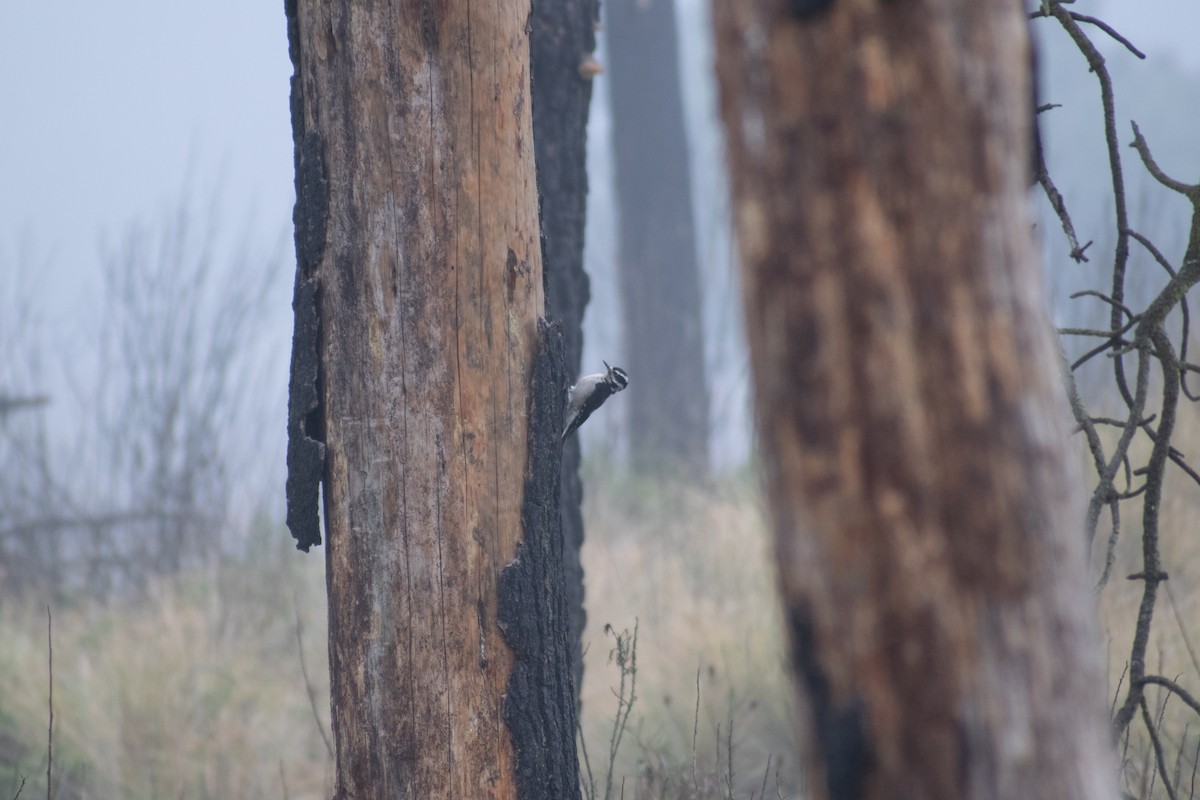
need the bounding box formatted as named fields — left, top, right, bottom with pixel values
left=531, top=0, right=601, bottom=698
left=285, top=0, right=580, bottom=797
left=607, top=0, right=709, bottom=475
left=713, top=3, right=1117, bottom=799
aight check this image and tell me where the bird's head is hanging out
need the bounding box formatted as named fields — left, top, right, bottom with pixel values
left=603, top=361, right=629, bottom=391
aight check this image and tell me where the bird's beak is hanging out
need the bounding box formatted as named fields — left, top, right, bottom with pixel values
left=603, top=360, right=611, bottom=371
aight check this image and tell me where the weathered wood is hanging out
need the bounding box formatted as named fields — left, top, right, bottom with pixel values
left=712, top=2, right=1117, bottom=798
left=285, top=0, right=577, bottom=796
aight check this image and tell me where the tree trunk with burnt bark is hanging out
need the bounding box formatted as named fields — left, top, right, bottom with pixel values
left=284, top=0, right=580, bottom=797
left=607, top=0, right=709, bottom=475
left=712, top=2, right=1117, bottom=799
left=530, top=0, right=601, bottom=698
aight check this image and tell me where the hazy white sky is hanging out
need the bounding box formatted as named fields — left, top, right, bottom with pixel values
left=0, top=1, right=1195, bottom=476
left=1098, top=0, right=1200, bottom=71
left=0, top=3, right=294, bottom=314
left=2, top=0, right=1190, bottom=297
left=1, top=1, right=1194, bottom=308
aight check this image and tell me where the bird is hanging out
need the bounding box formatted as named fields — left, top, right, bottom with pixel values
left=562, top=362, right=629, bottom=441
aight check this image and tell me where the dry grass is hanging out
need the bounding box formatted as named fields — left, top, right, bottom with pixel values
left=577, top=468, right=803, bottom=799
left=12, top=433, right=1200, bottom=800
left=0, top=531, right=333, bottom=800
left=1096, top=400, right=1200, bottom=798
left=0, top=471, right=800, bottom=800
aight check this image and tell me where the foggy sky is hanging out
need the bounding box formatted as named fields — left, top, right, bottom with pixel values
left=1, top=0, right=1197, bottom=477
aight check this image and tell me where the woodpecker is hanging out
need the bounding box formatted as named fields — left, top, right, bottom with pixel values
left=562, top=362, right=629, bottom=441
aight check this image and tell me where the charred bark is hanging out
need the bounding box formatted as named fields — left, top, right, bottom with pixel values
left=530, top=0, right=601, bottom=697
left=498, top=319, right=580, bottom=800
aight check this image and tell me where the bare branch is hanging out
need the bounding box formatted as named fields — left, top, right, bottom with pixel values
left=1036, top=143, right=1092, bottom=262
left=1069, top=289, right=1135, bottom=320
left=1097, top=496, right=1120, bottom=589
left=1140, top=676, right=1200, bottom=719
left=1050, top=4, right=1136, bottom=408
left=1130, top=122, right=1200, bottom=199
left=1145, top=693, right=1180, bottom=800
left=1113, top=327, right=1183, bottom=737
left=1068, top=14, right=1146, bottom=59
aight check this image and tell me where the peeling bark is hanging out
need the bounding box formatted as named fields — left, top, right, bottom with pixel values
left=712, top=2, right=1118, bottom=798
left=285, top=130, right=327, bottom=553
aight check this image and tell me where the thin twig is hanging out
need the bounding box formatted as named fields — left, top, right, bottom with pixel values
left=725, top=718, right=735, bottom=800
left=10, top=776, right=26, bottom=800
left=1060, top=327, right=1128, bottom=338
left=292, top=590, right=334, bottom=761
left=1140, top=676, right=1200, bottom=718
left=1190, top=736, right=1199, bottom=800
left=1167, top=583, right=1200, bottom=680
left=1087, top=415, right=1155, bottom=429
left=46, top=607, right=52, bottom=800
left=1068, top=13, right=1146, bottom=59
left=603, top=622, right=638, bottom=800
left=578, top=711, right=596, bottom=800
left=758, top=753, right=772, bottom=800
left=1142, top=697, right=1181, bottom=800
left=1097, top=496, right=1120, bottom=590
left=1113, top=662, right=1130, bottom=718
left=1051, top=5, right=1136, bottom=408
left=1036, top=144, right=1091, bottom=262
left=1126, top=226, right=1198, bottom=401
left=1108, top=340, right=1169, bottom=729
left=1174, top=723, right=1190, bottom=799
left=1070, top=289, right=1135, bottom=320
left=714, top=722, right=722, bottom=796
left=1131, top=122, right=1200, bottom=199
left=1062, top=356, right=1112, bottom=552
left=692, top=667, right=701, bottom=796
left=1084, top=343, right=1150, bottom=551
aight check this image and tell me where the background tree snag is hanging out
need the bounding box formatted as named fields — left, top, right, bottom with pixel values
left=712, top=2, right=1117, bottom=799
left=286, top=0, right=578, bottom=796
left=607, top=0, right=710, bottom=475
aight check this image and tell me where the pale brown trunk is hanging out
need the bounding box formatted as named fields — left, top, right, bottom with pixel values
left=285, top=0, right=578, bottom=797
left=713, top=2, right=1117, bottom=799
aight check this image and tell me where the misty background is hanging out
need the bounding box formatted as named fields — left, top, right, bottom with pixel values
left=3, top=1, right=1199, bottom=500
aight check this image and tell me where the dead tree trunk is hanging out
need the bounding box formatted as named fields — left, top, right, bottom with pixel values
left=607, top=0, right=709, bottom=475
left=284, top=1, right=580, bottom=797
left=530, top=0, right=601, bottom=698
left=713, top=2, right=1117, bottom=799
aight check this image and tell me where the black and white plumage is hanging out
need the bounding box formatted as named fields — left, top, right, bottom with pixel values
left=562, top=362, right=629, bottom=441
